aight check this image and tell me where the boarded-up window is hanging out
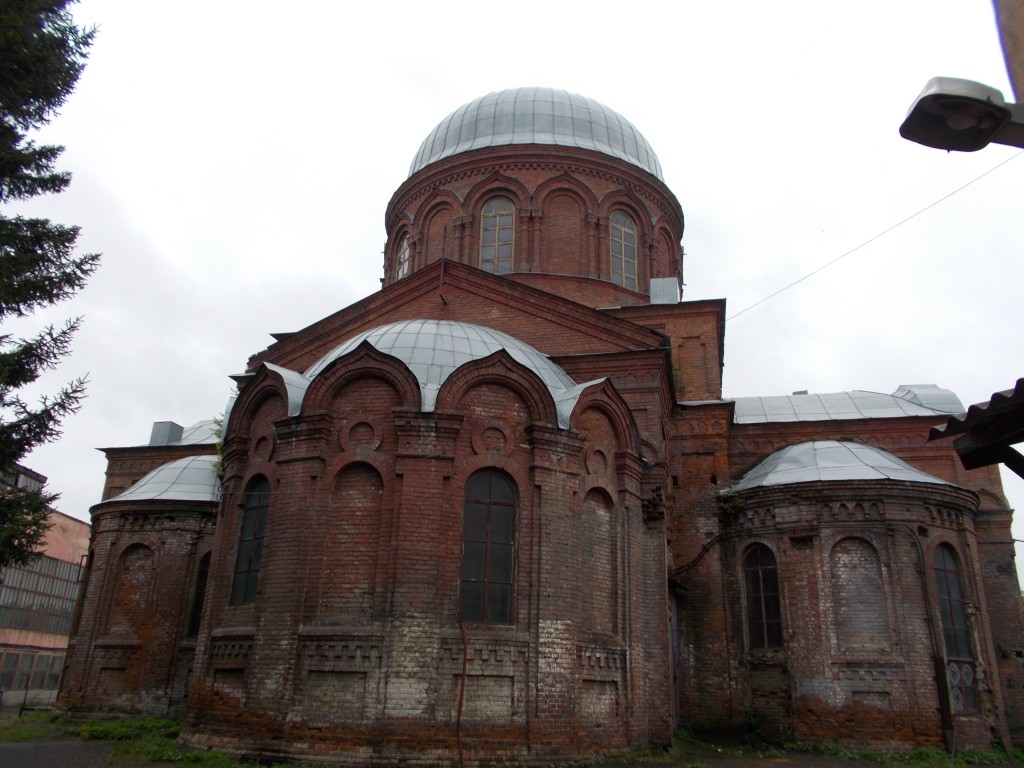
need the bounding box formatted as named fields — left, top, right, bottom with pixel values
left=108, top=544, right=153, bottom=633
left=581, top=489, right=615, bottom=634
left=831, top=537, right=888, bottom=651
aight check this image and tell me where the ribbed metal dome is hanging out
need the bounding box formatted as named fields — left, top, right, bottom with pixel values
left=102, top=455, right=221, bottom=505
left=409, top=88, right=663, bottom=180
left=305, top=319, right=576, bottom=403
left=731, top=441, right=950, bottom=492
left=303, top=320, right=597, bottom=427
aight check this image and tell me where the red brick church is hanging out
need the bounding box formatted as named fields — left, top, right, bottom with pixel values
left=59, top=88, right=1024, bottom=763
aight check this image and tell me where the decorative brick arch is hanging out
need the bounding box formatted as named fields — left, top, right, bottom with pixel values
left=567, top=379, right=642, bottom=458
left=534, top=172, right=599, bottom=211
left=225, top=368, right=291, bottom=441
left=463, top=171, right=531, bottom=212
left=416, top=193, right=460, bottom=267
left=534, top=176, right=597, bottom=277
left=302, top=341, right=422, bottom=416
left=597, top=188, right=653, bottom=228
left=436, top=350, right=559, bottom=428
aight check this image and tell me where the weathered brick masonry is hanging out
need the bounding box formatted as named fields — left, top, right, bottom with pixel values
left=60, top=88, right=1024, bottom=763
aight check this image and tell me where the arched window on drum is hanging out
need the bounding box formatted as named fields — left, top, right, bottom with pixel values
left=479, top=198, right=515, bottom=275
left=610, top=211, right=637, bottom=290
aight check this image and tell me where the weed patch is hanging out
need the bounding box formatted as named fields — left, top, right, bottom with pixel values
left=77, top=716, right=180, bottom=741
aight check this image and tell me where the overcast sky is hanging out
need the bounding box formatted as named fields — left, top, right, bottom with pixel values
left=9, top=1, right=1023, bottom=568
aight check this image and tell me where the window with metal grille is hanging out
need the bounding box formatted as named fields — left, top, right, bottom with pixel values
left=460, top=471, right=516, bottom=623
left=479, top=197, right=514, bottom=274
left=610, top=211, right=637, bottom=290
left=744, top=544, right=782, bottom=649
left=230, top=476, right=270, bottom=606
left=0, top=555, right=82, bottom=635
left=934, top=543, right=979, bottom=713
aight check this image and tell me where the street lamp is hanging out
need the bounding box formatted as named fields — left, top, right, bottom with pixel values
left=899, top=76, right=1024, bottom=151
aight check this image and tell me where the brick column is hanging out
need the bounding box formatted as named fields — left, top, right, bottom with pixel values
left=245, top=414, right=330, bottom=719
left=383, top=411, right=463, bottom=717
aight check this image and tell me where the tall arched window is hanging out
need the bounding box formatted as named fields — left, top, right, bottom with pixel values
left=187, top=552, right=211, bottom=637
left=230, top=476, right=270, bottom=606
left=460, top=471, right=516, bottom=623
left=610, top=211, right=637, bottom=290
left=934, top=544, right=978, bottom=713
left=479, top=197, right=514, bottom=275
left=744, top=544, right=782, bottom=649
left=395, top=235, right=410, bottom=280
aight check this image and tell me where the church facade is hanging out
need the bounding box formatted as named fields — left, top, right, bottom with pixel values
left=59, top=89, right=1024, bottom=764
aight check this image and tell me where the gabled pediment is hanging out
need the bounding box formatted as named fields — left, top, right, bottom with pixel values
left=250, top=260, right=669, bottom=374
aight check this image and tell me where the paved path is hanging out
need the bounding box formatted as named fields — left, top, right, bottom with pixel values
left=0, top=736, right=127, bottom=768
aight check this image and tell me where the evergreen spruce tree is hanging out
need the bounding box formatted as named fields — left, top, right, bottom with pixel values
left=0, top=1, right=97, bottom=570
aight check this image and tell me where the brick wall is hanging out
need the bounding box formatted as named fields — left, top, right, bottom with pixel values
left=58, top=501, right=216, bottom=715
left=175, top=348, right=670, bottom=764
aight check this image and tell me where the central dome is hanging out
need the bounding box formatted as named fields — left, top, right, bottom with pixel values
left=409, top=87, right=663, bottom=180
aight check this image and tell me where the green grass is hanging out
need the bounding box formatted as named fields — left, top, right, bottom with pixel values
left=74, top=716, right=336, bottom=767
left=5, top=713, right=1021, bottom=768
left=0, top=711, right=64, bottom=742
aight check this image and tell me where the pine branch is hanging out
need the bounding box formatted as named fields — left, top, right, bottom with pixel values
left=0, top=214, right=98, bottom=318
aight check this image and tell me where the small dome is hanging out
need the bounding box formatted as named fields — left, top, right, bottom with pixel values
left=102, top=455, right=221, bottom=505
left=409, top=87, right=663, bottom=180
left=305, top=319, right=581, bottom=422
left=731, top=441, right=949, bottom=492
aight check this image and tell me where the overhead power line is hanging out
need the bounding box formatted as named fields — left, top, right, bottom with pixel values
left=727, top=150, right=1023, bottom=321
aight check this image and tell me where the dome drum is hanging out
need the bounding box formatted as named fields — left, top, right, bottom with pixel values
left=384, top=89, right=684, bottom=304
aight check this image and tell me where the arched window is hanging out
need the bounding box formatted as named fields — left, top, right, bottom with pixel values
left=934, top=544, right=978, bottom=713
left=744, top=544, right=782, bottom=649
left=610, top=211, right=637, bottom=290
left=187, top=552, right=211, bottom=637
left=230, top=476, right=270, bottom=606
left=395, top=235, right=410, bottom=280
left=479, top=197, right=514, bottom=275
left=460, top=471, right=516, bottom=623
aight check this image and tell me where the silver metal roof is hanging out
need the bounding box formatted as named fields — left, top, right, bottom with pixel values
left=101, top=455, right=221, bottom=505
left=409, top=88, right=664, bottom=180
left=730, top=441, right=949, bottom=492
left=304, top=320, right=588, bottom=427
left=171, top=419, right=220, bottom=445
left=733, top=386, right=963, bottom=424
